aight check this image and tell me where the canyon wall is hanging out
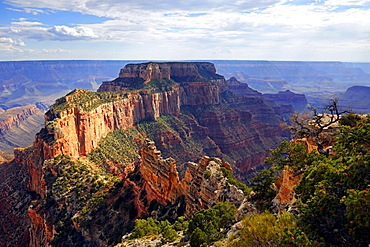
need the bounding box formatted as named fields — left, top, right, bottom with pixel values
left=42, top=88, right=180, bottom=159
left=1, top=62, right=288, bottom=246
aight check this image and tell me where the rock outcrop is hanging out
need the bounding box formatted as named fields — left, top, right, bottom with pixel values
left=273, top=170, right=302, bottom=214
left=226, top=77, right=261, bottom=96
left=140, top=139, right=245, bottom=217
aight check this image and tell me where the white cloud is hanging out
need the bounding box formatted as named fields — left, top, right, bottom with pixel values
left=10, top=20, right=44, bottom=26
left=2, top=0, right=370, bottom=61
left=4, top=0, right=286, bottom=16
left=0, top=23, right=98, bottom=42
left=0, top=37, right=25, bottom=46
left=325, top=0, right=370, bottom=6
left=24, top=7, right=47, bottom=15
left=49, top=25, right=98, bottom=40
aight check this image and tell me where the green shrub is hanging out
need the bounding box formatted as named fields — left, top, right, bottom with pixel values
left=131, top=218, right=160, bottom=238
left=188, top=202, right=237, bottom=246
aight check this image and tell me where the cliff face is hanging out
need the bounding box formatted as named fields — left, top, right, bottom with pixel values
left=0, top=105, right=45, bottom=154
left=339, top=86, right=370, bottom=113
left=140, top=139, right=244, bottom=217
left=43, top=88, right=180, bottom=159
left=2, top=62, right=289, bottom=246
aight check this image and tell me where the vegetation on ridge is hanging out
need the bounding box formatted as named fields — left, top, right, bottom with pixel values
left=51, top=89, right=127, bottom=112
left=89, top=128, right=141, bottom=171
left=246, top=113, right=370, bottom=246
left=50, top=78, right=177, bottom=113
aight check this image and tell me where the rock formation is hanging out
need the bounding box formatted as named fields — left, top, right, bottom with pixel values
left=1, top=62, right=289, bottom=246
left=264, top=90, right=308, bottom=113
left=338, top=86, right=370, bottom=113
left=140, top=139, right=244, bottom=217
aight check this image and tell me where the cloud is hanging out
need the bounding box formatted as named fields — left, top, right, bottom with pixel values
left=7, top=6, right=50, bottom=15
left=49, top=25, right=98, bottom=40
left=0, top=37, right=25, bottom=47
left=0, top=46, right=72, bottom=61
left=0, top=23, right=98, bottom=42
left=325, top=0, right=370, bottom=6
left=4, top=0, right=287, bottom=16
left=24, top=7, right=47, bottom=15
left=2, top=0, right=370, bottom=61
left=10, top=20, right=44, bottom=26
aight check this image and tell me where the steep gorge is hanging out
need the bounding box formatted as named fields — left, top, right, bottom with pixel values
left=1, top=62, right=290, bottom=246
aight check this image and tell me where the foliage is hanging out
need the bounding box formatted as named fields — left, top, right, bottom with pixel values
left=131, top=218, right=161, bottom=238
left=250, top=169, right=278, bottom=212
left=203, top=170, right=212, bottom=179
left=339, top=112, right=363, bottom=127
left=143, top=78, right=177, bottom=93
left=250, top=140, right=322, bottom=212
left=173, top=216, right=188, bottom=231
left=48, top=155, right=126, bottom=245
left=187, top=202, right=237, bottom=246
left=227, top=212, right=315, bottom=247
left=248, top=113, right=370, bottom=246
left=162, top=225, right=179, bottom=242
left=51, top=89, right=128, bottom=112
left=51, top=78, right=177, bottom=113
left=130, top=218, right=180, bottom=243
left=294, top=116, right=370, bottom=246
left=288, top=98, right=348, bottom=156
left=52, top=155, right=120, bottom=213
left=265, top=140, right=319, bottom=173
left=136, top=114, right=210, bottom=165
left=190, top=228, right=208, bottom=247
left=89, top=128, right=141, bottom=170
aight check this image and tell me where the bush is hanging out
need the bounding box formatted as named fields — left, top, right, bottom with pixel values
left=188, top=202, right=237, bottom=246
left=131, top=218, right=160, bottom=238
left=227, top=212, right=314, bottom=247
left=162, top=225, right=179, bottom=242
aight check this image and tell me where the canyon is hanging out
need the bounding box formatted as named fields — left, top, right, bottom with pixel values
left=1, top=59, right=370, bottom=154
left=0, top=61, right=289, bottom=246
left=0, top=60, right=369, bottom=246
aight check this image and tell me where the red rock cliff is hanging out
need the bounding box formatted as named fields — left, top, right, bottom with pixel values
left=42, top=88, right=180, bottom=159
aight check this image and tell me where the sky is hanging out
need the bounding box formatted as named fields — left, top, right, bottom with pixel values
left=0, top=0, right=370, bottom=62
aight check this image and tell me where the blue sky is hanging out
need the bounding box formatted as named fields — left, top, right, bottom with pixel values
left=1, top=0, right=370, bottom=62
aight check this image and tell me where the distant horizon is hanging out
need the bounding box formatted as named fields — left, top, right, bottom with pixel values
left=1, top=59, right=370, bottom=64
left=1, top=0, right=370, bottom=62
